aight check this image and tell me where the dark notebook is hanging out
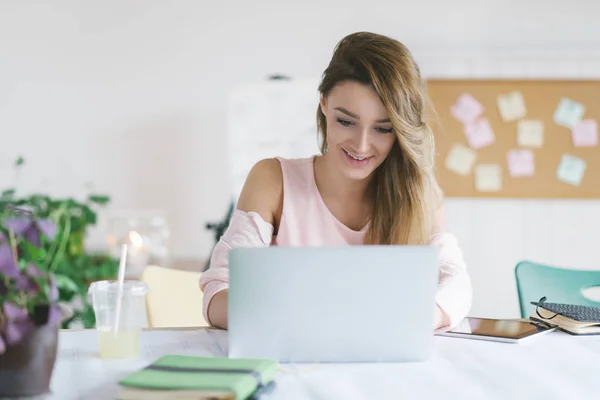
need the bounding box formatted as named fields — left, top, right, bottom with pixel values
left=529, top=297, right=600, bottom=335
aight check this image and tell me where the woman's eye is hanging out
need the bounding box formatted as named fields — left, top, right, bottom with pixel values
left=376, top=127, right=394, bottom=134
left=336, top=117, right=354, bottom=127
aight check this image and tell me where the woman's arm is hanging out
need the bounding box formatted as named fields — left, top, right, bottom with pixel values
left=199, top=158, right=283, bottom=329
left=430, top=204, right=473, bottom=331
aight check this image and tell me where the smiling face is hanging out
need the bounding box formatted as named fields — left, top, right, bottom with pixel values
left=319, top=80, right=397, bottom=181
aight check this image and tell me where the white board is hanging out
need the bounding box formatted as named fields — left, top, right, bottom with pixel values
left=227, top=78, right=322, bottom=200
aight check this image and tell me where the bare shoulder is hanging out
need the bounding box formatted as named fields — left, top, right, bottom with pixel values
left=236, top=158, right=283, bottom=226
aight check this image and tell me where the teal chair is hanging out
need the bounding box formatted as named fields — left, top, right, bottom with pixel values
left=515, top=260, right=600, bottom=318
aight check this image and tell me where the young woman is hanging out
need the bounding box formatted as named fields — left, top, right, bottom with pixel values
left=200, top=31, right=472, bottom=331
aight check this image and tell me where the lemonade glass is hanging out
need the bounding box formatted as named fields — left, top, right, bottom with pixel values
left=88, top=280, right=149, bottom=359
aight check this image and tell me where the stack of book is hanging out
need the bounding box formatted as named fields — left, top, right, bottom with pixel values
left=529, top=296, right=600, bottom=336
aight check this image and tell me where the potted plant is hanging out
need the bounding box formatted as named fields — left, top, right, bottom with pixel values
left=1, top=156, right=120, bottom=329
left=0, top=206, right=65, bottom=397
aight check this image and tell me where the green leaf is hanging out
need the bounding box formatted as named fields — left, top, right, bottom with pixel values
left=1, top=189, right=15, bottom=200
left=87, top=195, right=110, bottom=205
left=54, top=274, right=79, bottom=293
left=20, top=240, right=48, bottom=264
left=80, top=305, right=97, bottom=328
left=25, top=194, right=52, bottom=214
left=58, top=285, right=76, bottom=302
left=68, top=232, right=85, bottom=256
left=15, top=156, right=25, bottom=167
left=82, top=205, right=97, bottom=224
left=18, top=258, right=29, bottom=272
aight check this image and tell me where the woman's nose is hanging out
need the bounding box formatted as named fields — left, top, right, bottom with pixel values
left=355, top=129, right=370, bottom=153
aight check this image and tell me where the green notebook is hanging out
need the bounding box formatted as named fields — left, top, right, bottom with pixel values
left=117, top=355, right=279, bottom=400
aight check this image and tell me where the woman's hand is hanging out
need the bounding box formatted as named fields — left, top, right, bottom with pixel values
left=207, top=289, right=229, bottom=330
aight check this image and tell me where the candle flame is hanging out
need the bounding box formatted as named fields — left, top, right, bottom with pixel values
left=128, top=230, right=144, bottom=248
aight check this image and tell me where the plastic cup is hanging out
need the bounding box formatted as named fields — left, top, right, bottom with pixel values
left=88, top=280, right=149, bottom=359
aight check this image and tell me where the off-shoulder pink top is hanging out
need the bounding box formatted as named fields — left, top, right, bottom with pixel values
left=199, top=157, right=472, bottom=330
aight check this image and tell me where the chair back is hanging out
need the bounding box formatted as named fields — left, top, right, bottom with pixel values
left=140, top=265, right=208, bottom=328
left=515, top=260, right=600, bottom=318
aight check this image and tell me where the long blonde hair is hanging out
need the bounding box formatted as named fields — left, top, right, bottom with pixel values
left=317, top=32, right=443, bottom=245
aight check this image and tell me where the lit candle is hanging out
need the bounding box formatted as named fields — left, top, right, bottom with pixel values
left=124, top=230, right=148, bottom=277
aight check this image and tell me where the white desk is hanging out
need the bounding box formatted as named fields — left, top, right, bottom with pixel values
left=51, top=328, right=600, bottom=400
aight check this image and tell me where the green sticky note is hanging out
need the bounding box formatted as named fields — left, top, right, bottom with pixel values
left=556, top=154, right=586, bottom=187
left=554, top=98, right=585, bottom=128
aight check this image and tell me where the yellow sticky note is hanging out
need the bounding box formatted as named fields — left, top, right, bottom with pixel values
left=517, top=120, right=544, bottom=148
left=475, top=164, right=502, bottom=192
left=497, top=91, right=527, bottom=122
left=445, top=144, right=476, bottom=176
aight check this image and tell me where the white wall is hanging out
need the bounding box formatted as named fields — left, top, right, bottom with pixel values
left=1, top=0, right=599, bottom=318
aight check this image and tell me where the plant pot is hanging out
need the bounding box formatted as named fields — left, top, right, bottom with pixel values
left=0, top=323, right=59, bottom=398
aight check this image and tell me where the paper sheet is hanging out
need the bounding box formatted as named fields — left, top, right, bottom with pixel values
left=571, top=119, right=598, bottom=147
left=445, top=144, right=476, bottom=176
left=497, top=91, right=527, bottom=122
left=464, top=118, right=495, bottom=149
left=554, top=97, right=585, bottom=128
left=517, top=120, right=544, bottom=148
left=451, top=93, right=484, bottom=124
left=475, top=164, right=502, bottom=192
left=506, top=149, right=534, bottom=177
left=556, top=154, right=586, bottom=187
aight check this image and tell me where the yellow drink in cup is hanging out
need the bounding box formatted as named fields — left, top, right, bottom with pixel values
left=88, top=280, right=148, bottom=359
left=97, top=328, right=141, bottom=359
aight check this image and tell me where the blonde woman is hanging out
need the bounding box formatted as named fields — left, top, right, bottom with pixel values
left=200, top=32, right=472, bottom=331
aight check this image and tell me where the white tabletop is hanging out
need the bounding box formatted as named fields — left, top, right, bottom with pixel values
left=50, top=328, right=600, bottom=400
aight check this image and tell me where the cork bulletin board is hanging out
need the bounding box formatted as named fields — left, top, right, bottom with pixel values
left=425, top=79, right=600, bottom=198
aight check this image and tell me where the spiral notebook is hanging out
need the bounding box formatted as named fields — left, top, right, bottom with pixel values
left=117, top=355, right=278, bottom=400
left=529, top=297, right=600, bottom=336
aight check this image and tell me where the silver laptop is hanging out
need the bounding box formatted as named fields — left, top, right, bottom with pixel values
left=227, top=245, right=438, bottom=363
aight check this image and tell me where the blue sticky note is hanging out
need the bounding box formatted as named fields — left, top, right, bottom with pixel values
left=556, top=154, right=586, bottom=186
left=553, top=98, right=585, bottom=128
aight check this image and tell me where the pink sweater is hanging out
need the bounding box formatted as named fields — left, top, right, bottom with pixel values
left=200, top=157, right=472, bottom=330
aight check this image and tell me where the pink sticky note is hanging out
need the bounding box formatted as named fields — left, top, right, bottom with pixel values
left=572, top=119, right=598, bottom=147
left=451, top=94, right=484, bottom=124
left=507, top=149, right=534, bottom=177
left=464, top=118, right=495, bottom=149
